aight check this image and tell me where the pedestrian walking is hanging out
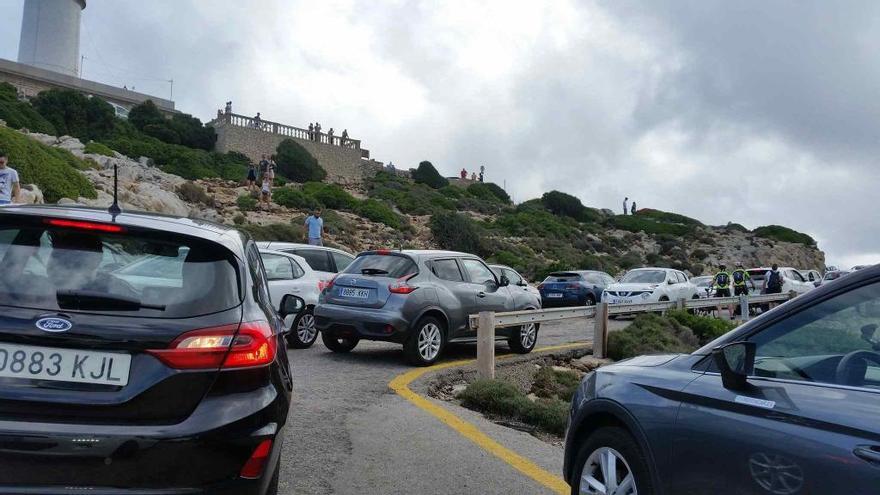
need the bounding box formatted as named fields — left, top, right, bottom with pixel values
left=460, top=168, right=467, bottom=179
left=631, top=201, right=637, bottom=215
left=712, top=264, right=735, bottom=318
left=304, top=208, right=325, bottom=246
left=0, top=150, right=21, bottom=205
left=246, top=161, right=257, bottom=192
left=623, top=197, right=629, bottom=215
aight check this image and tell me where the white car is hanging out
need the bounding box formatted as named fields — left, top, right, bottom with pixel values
left=800, top=269, right=823, bottom=286
left=259, top=249, right=322, bottom=348
left=490, top=264, right=541, bottom=299
left=689, top=275, right=715, bottom=298
left=603, top=268, right=699, bottom=304
left=256, top=242, right=355, bottom=280
left=746, top=267, right=814, bottom=295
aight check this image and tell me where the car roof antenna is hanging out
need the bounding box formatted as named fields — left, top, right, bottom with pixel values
left=108, top=164, right=122, bottom=220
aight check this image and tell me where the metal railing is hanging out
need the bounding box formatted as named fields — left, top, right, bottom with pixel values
left=469, top=292, right=796, bottom=379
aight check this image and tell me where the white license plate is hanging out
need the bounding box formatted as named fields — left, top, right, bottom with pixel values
left=0, top=343, right=131, bottom=386
left=546, top=293, right=564, bottom=298
left=341, top=287, right=370, bottom=299
left=612, top=298, right=634, bottom=304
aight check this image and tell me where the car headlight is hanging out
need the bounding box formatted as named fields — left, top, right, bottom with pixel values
left=641, top=292, right=651, bottom=299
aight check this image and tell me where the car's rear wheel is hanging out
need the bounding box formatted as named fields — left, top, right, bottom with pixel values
left=287, top=307, right=319, bottom=349
left=322, top=332, right=359, bottom=353
left=509, top=322, right=539, bottom=354
left=404, top=316, right=446, bottom=366
left=585, top=294, right=597, bottom=306
left=571, top=426, right=652, bottom=495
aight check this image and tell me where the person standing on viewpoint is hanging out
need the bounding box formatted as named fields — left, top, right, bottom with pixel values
left=0, top=151, right=21, bottom=205
left=631, top=201, right=637, bottom=215
left=623, top=197, right=629, bottom=215
left=304, top=209, right=325, bottom=246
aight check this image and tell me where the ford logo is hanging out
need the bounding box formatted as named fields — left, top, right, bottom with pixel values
left=35, top=317, right=73, bottom=333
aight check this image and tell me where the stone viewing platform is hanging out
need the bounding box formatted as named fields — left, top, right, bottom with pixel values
left=211, top=112, right=382, bottom=184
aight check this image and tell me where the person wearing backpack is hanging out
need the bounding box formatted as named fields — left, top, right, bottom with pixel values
left=764, top=263, right=784, bottom=308
left=712, top=264, right=734, bottom=318
left=732, top=262, right=754, bottom=297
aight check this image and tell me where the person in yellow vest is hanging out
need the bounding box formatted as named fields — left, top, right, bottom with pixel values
left=712, top=264, right=734, bottom=318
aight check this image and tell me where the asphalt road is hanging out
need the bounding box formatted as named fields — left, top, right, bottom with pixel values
left=278, top=317, right=630, bottom=495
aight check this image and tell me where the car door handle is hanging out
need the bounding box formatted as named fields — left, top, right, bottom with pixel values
left=477, top=291, right=486, bottom=298
left=854, top=446, right=880, bottom=465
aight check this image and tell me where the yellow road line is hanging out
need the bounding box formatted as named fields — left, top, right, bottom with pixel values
left=388, top=343, right=586, bottom=495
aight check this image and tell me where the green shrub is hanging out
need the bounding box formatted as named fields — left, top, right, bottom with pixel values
left=610, top=215, right=691, bottom=236
left=753, top=225, right=815, bottom=246
left=275, top=138, right=325, bottom=182
left=272, top=187, right=320, bottom=210
left=143, top=122, right=180, bottom=144
left=691, top=248, right=708, bottom=260
left=31, top=89, right=115, bottom=141
left=725, top=222, right=750, bottom=233
left=411, top=160, right=448, bottom=189
left=233, top=214, right=246, bottom=225
left=667, top=310, right=737, bottom=345
left=84, top=142, right=115, bottom=156
left=128, top=102, right=217, bottom=151
left=0, top=83, right=56, bottom=134
left=467, top=182, right=510, bottom=203
left=541, top=190, right=584, bottom=218
left=617, top=251, right=643, bottom=270
left=635, top=208, right=703, bottom=226
left=459, top=379, right=569, bottom=436
left=608, top=313, right=700, bottom=360
left=128, top=100, right=165, bottom=130
left=238, top=223, right=305, bottom=242
left=0, top=126, right=95, bottom=202
left=176, top=181, right=214, bottom=206
left=430, top=211, right=482, bottom=255
left=531, top=366, right=581, bottom=401
left=355, top=199, right=401, bottom=229
left=302, top=182, right=357, bottom=209
left=489, top=250, right=523, bottom=269
left=237, top=194, right=257, bottom=211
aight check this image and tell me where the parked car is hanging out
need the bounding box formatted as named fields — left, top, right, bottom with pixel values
left=260, top=249, right=322, bottom=348
left=603, top=268, right=699, bottom=304
left=490, top=264, right=541, bottom=299
left=0, top=205, right=305, bottom=494
left=538, top=270, right=614, bottom=307
left=314, top=250, right=542, bottom=365
left=690, top=275, right=715, bottom=298
left=800, top=269, right=823, bottom=287
left=256, top=242, right=355, bottom=281
left=563, top=264, right=880, bottom=495
left=747, top=266, right=814, bottom=295
left=821, top=270, right=851, bottom=286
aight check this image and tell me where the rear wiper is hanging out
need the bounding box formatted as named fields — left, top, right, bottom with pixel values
left=360, top=268, right=389, bottom=275
left=56, top=290, right=166, bottom=311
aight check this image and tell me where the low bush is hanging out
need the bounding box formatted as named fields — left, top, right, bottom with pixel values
left=725, top=222, right=750, bottom=233
left=531, top=366, right=581, bottom=401
left=411, top=161, right=448, bottom=189
left=302, top=182, right=357, bottom=209
left=753, top=225, right=815, bottom=246
left=430, top=211, right=482, bottom=255
left=275, top=138, right=326, bottom=182
left=84, top=141, right=115, bottom=156
left=0, top=126, right=95, bottom=202
left=237, top=194, right=257, bottom=211
left=0, top=82, right=56, bottom=134
left=272, top=187, right=320, bottom=210
left=467, top=182, right=510, bottom=203
left=355, top=199, right=401, bottom=229
left=607, top=313, right=700, bottom=360
left=609, top=215, right=691, bottom=236
left=459, top=379, right=569, bottom=436
left=635, top=208, right=703, bottom=226
left=238, top=223, right=305, bottom=242
left=232, top=214, right=246, bottom=225
left=667, top=310, right=737, bottom=345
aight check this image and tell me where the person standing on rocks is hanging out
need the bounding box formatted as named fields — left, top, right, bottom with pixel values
left=246, top=161, right=257, bottom=192
left=260, top=175, right=272, bottom=210
left=267, top=156, right=277, bottom=185
left=631, top=201, right=637, bottom=215
left=623, top=197, right=629, bottom=215
left=258, top=154, right=270, bottom=182
left=0, top=151, right=21, bottom=205
left=304, top=208, right=325, bottom=246
left=460, top=168, right=467, bottom=179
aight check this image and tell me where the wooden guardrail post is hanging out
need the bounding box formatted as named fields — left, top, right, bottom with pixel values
left=676, top=298, right=686, bottom=310
left=477, top=311, right=496, bottom=380
left=739, top=294, right=750, bottom=321
left=594, top=302, right=609, bottom=359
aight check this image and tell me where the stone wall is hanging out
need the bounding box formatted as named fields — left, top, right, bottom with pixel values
left=213, top=119, right=383, bottom=184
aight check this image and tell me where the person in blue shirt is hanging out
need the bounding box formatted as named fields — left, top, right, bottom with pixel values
left=304, top=208, right=325, bottom=246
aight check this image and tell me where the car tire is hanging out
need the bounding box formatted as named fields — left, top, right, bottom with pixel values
left=570, top=426, right=654, bottom=495
left=656, top=295, right=669, bottom=315
left=404, top=316, right=446, bottom=366
left=585, top=294, right=597, bottom=306
left=509, top=322, right=539, bottom=354
left=688, top=294, right=700, bottom=315
left=287, top=307, right=319, bottom=349
left=321, top=332, right=359, bottom=353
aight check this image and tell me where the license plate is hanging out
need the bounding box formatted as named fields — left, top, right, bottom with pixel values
left=546, top=293, right=563, bottom=298
left=0, top=343, right=131, bottom=386
left=612, top=298, right=634, bottom=304
left=341, top=287, right=370, bottom=299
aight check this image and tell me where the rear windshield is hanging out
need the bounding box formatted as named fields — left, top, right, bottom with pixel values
left=345, top=254, right=417, bottom=278
left=543, top=272, right=582, bottom=283
left=0, top=223, right=241, bottom=318
left=620, top=270, right=666, bottom=284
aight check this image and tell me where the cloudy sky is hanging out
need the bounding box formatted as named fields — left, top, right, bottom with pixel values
left=1, top=0, right=877, bottom=268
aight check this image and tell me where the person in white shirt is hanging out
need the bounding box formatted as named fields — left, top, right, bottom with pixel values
left=0, top=151, right=21, bottom=205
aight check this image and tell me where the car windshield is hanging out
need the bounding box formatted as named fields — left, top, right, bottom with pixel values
left=620, top=270, right=666, bottom=284
left=345, top=254, right=417, bottom=278
left=0, top=223, right=240, bottom=318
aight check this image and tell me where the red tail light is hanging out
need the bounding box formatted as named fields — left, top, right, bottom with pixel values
left=566, top=284, right=580, bottom=289
left=240, top=439, right=273, bottom=479
left=45, top=218, right=125, bottom=233
left=320, top=274, right=339, bottom=292
left=147, top=321, right=276, bottom=370
left=376, top=249, right=391, bottom=255
left=389, top=273, right=418, bottom=294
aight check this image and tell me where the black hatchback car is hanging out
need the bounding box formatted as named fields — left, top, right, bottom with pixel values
left=564, top=263, right=880, bottom=495
left=0, top=206, right=303, bottom=494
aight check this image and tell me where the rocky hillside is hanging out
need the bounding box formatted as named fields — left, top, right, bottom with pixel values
left=0, top=122, right=824, bottom=280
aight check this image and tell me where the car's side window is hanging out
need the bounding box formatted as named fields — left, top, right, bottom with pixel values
left=431, top=259, right=464, bottom=282
left=748, top=281, right=880, bottom=389
left=290, top=259, right=306, bottom=279
left=262, top=253, right=294, bottom=281
left=246, top=244, right=273, bottom=312
left=503, top=268, right=522, bottom=286
left=461, top=259, right=497, bottom=285
left=668, top=272, right=678, bottom=284
left=676, top=272, right=686, bottom=283
left=332, top=252, right=354, bottom=272
left=788, top=270, right=804, bottom=282
left=291, top=249, right=333, bottom=272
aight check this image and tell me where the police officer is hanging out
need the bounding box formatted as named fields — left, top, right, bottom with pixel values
left=712, top=264, right=734, bottom=318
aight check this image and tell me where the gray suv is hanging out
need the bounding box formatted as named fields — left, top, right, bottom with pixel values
left=314, top=250, right=542, bottom=365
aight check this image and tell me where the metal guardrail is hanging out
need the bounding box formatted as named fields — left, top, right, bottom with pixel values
left=469, top=292, right=796, bottom=379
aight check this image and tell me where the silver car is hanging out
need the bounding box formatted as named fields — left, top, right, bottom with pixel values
left=314, top=250, right=542, bottom=365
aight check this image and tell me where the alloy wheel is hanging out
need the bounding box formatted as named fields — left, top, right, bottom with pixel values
left=580, top=446, right=637, bottom=495
left=296, top=313, right=317, bottom=343
left=417, top=323, right=442, bottom=361
left=520, top=323, right=537, bottom=349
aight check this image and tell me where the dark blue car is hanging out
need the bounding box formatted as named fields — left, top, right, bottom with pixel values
left=539, top=271, right=615, bottom=307
left=564, top=264, right=880, bottom=494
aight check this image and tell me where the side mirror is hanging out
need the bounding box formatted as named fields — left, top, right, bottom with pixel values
left=712, top=341, right=756, bottom=390
left=499, top=275, right=510, bottom=287
left=279, top=294, right=306, bottom=319
left=518, top=280, right=528, bottom=287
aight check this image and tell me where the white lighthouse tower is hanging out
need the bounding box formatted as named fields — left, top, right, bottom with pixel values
left=17, top=0, right=86, bottom=77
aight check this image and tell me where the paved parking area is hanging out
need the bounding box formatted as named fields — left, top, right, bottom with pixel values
left=279, top=317, right=629, bottom=495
